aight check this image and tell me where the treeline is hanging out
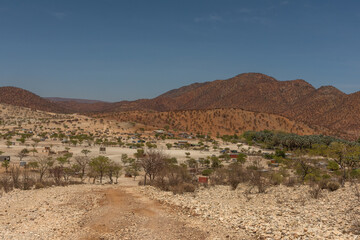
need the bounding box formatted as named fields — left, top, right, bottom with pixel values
left=242, top=130, right=357, bottom=150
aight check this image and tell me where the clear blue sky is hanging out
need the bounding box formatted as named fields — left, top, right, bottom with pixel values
left=1, top=0, right=360, bottom=101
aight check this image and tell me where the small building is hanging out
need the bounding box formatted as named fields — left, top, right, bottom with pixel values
left=178, top=140, right=188, bottom=146
left=99, top=147, right=106, bottom=154
left=0, top=156, right=10, bottom=162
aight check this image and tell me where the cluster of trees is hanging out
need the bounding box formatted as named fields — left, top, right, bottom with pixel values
left=242, top=130, right=355, bottom=150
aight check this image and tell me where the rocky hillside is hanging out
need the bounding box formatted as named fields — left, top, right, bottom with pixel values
left=2, top=73, right=360, bottom=139
left=97, top=108, right=323, bottom=136
left=99, top=73, right=359, bottom=139
left=0, top=87, right=68, bottom=113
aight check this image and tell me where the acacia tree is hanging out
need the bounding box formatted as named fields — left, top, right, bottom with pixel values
left=17, top=148, right=29, bottom=161
left=74, top=156, right=90, bottom=181
left=107, top=161, right=122, bottom=184
left=327, top=143, right=360, bottom=185
left=134, top=149, right=145, bottom=161
left=295, top=157, right=316, bottom=182
left=141, top=150, right=166, bottom=185
left=37, top=157, right=55, bottom=182
left=81, top=149, right=91, bottom=157
left=89, top=156, right=111, bottom=183
left=1, top=158, right=10, bottom=173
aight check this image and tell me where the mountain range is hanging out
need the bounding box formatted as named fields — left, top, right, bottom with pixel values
left=1, top=73, right=359, bottom=140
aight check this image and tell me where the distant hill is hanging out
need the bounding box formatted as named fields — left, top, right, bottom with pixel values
left=46, top=97, right=107, bottom=104
left=2, top=73, right=360, bottom=140
left=0, top=87, right=69, bottom=113
left=46, top=97, right=112, bottom=113
left=96, top=108, right=322, bottom=137
left=98, top=73, right=358, bottom=139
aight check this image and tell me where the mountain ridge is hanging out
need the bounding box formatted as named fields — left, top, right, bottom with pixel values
left=1, top=73, right=359, bottom=139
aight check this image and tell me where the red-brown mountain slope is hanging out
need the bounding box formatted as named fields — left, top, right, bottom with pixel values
left=97, top=108, right=322, bottom=137
left=0, top=87, right=69, bottom=113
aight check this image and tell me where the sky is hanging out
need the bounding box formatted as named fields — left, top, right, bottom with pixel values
left=1, top=0, right=360, bottom=101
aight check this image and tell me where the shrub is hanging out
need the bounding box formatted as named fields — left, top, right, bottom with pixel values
left=327, top=160, right=339, bottom=171
left=284, top=177, right=298, bottom=187
left=326, top=181, right=340, bottom=191
left=34, top=182, right=45, bottom=189
left=21, top=176, right=35, bottom=190
left=0, top=177, right=13, bottom=193
left=275, top=149, right=286, bottom=158
left=169, top=183, right=196, bottom=194
left=210, top=168, right=228, bottom=185
left=248, top=170, right=268, bottom=193
left=309, top=183, right=322, bottom=199
left=263, top=153, right=274, bottom=160
left=322, top=174, right=331, bottom=179
left=228, top=163, right=248, bottom=190
left=202, top=169, right=213, bottom=176
left=350, top=169, right=360, bottom=179
left=270, top=172, right=284, bottom=185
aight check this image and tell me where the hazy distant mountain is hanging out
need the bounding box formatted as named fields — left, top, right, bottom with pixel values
left=46, top=97, right=108, bottom=104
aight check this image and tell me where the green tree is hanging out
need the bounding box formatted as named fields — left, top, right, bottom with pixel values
left=327, top=142, right=360, bottom=185
left=107, top=161, right=122, bottom=184
left=17, top=148, right=29, bottom=161
left=81, top=149, right=91, bottom=156
left=134, top=149, right=145, bottom=161
left=89, top=156, right=111, bottom=183
left=6, top=140, right=12, bottom=148
left=1, top=159, right=10, bottom=173
left=236, top=153, right=247, bottom=164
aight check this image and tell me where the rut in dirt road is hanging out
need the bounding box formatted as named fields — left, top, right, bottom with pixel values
left=81, top=187, right=209, bottom=240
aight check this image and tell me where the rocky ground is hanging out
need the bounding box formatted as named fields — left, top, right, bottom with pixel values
left=0, top=180, right=249, bottom=240
left=1, top=179, right=359, bottom=240
left=142, top=183, right=360, bottom=240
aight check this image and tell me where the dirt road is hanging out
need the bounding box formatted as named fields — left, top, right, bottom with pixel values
left=0, top=177, right=250, bottom=240
left=80, top=187, right=209, bottom=240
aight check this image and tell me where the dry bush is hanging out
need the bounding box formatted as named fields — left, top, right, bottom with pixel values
left=141, top=150, right=166, bottom=185
left=210, top=168, right=228, bottom=186
left=227, top=163, right=248, bottom=190
left=308, top=183, right=322, bottom=199
left=10, top=166, right=21, bottom=189
left=248, top=170, right=268, bottom=193
left=284, top=177, right=298, bottom=187
left=326, top=181, right=340, bottom=191
left=269, top=172, right=284, bottom=186
left=169, top=183, right=196, bottom=195
left=49, top=166, right=63, bottom=185
left=0, top=177, right=13, bottom=193
left=152, top=164, right=196, bottom=194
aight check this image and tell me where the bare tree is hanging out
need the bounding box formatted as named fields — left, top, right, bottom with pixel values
left=141, top=150, right=166, bottom=185
left=74, top=156, right=90, bottom=181
left=37, top=157, right=55, bottom=182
